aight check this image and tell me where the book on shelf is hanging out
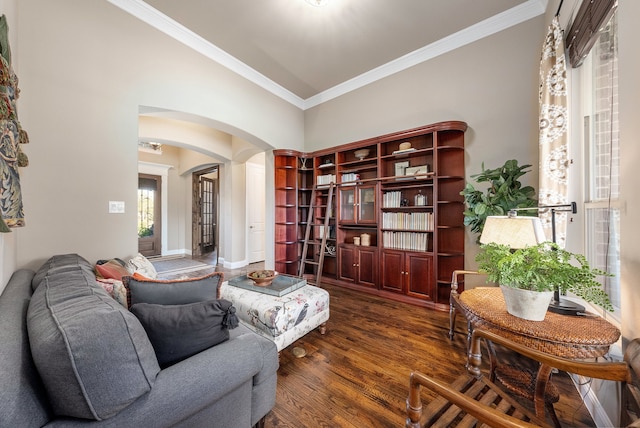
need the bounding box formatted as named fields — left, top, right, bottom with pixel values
left=383, top=191, right=402, bottom=208
left=340, top=172, right=360, bottom=183
left=382, top=231, right=429, bottom=252
left=317, top=174, right=336, bottom=185
left=392, top=148, right=417, bottom=155
left=382, top=212, right=434, bottom=231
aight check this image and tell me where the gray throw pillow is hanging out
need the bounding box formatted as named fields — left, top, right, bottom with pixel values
left=27, top=266, right=160, bottom=421
left=130, top=299, right=238, bottom=368
left=122, top=272, right=224, bottom=308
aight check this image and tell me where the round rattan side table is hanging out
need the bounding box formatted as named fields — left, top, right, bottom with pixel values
left=455, top=287, right=620, bottom=426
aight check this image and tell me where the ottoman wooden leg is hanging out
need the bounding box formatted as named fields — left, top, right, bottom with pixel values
left=318, top=322, right=327, bottom=335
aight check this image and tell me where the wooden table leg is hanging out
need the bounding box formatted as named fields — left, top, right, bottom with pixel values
left=448, top=304, right=457, bottom=340
left=535, top=364, right=560, bottom=427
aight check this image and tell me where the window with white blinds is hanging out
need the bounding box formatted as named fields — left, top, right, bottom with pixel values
left=578, top=9, right=620, bottom=317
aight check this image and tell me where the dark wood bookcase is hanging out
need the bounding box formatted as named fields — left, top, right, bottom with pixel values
left=273, top=121, right=467, bottom=310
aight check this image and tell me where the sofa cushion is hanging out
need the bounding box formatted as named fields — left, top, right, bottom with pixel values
left=27, top=265, right=160, bottom=421
left=130, top=299, right=237, bottom=368
left=122, top=271, right=224, bottom=309
left=31, top=253, right=95, bottom=291
left=0, top=269, right=52, bottom=428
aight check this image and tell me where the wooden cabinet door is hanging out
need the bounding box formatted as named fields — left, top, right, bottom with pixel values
left=338, top=246, right=357, bottom=283
left=380, top=250, right=404, bottom=293
left=406, top=253, right=434, bottom=300
left=357, top=184, right=377, bottom=224
left=338, top=188, right=356, bottom=224
left=357, top=247, right=378, bottom=288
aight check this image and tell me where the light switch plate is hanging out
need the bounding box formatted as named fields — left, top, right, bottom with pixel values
left=109, top=201, right=125, bottom=213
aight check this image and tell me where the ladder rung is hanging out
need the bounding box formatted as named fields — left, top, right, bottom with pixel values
left=304, top=261, right=320, bottom=266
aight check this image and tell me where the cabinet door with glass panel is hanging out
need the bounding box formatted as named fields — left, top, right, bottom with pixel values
left=338, top=184, right=377, bottom=224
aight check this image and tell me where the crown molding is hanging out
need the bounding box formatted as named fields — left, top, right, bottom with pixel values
left=107, top=0, right=306, bottom=109
left=108, top=0, right=546, bottom=111
left=304, top=0, right=547, bottom=109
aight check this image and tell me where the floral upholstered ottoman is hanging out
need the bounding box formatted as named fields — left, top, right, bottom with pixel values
left=220, top=279, right=329, bottom=351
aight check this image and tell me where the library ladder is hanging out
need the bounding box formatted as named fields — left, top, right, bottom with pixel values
left=298, top=183, right=335, bottom=287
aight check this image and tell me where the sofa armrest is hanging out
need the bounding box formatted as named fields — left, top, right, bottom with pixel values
left=46, top=325, right=279, bottom=427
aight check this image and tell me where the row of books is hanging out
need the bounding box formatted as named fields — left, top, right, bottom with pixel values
left=381, top=212, right=434, bottom=231
left=382, top=231, right=430, bottom=252
left=340, top=172, right=360, bottom=183
left=382, top=191, right=403, bottom=208
left=317, top=174, right=336, bottom=185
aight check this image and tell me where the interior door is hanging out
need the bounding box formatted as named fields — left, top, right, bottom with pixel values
left=138, top=174, right=161, bottom=257
left=200, top=177, right=215, bottom=254
left=247, top=163, right=265, bottom=263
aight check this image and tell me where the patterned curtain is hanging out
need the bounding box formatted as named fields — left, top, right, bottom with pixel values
left=538, top=16, right=568, bottom=246
left=0, top=15, right=28, bottom=232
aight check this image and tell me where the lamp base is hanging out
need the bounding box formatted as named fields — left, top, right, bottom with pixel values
left=548, top=298, right=585, bottom=316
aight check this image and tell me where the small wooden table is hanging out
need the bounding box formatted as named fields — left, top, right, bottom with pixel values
left=451, top=287, right=620, bottom=424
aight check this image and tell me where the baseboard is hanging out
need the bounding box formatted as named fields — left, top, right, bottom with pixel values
left=570, top=374, right=616, bottom=427
left=223, top=258, right=248, bottom=269
left=161, top=249, right=190, bottom=257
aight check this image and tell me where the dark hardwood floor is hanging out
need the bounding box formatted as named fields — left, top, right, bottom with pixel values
left=190, top=253, right=595, bottom=427
left=264, top=283, right=596, bottom=428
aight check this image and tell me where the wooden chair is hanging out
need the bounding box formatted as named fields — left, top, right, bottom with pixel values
left=406, top=328, right=638, bottom=427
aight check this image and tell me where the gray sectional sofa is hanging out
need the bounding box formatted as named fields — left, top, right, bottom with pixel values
left=0, top=254, right=279, bottom=427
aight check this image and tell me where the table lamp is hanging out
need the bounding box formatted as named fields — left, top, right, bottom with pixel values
left=480, top=203, right=585, bottom=316
left=479, top=215, right=546, bottom=249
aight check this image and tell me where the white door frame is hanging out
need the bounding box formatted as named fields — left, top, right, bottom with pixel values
left=138, top=161, right=172, bottom=256
left=246, top=162, right=265, bottom=263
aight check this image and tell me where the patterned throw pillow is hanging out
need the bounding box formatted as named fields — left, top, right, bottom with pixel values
left=112, top=280, right=128, bottom=307
left=96, top=278, right=128, bottom=308
left=95, top=260, right=131, bottom=281
left=126, top=253, right=157, bottom=279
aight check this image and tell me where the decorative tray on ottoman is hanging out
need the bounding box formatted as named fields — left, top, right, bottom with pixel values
left=228, top=273, right=307, bottom=297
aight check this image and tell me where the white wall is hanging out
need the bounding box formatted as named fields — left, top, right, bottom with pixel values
left=13, top=0, right=303, bottom=272
left=220, top=161, right=247, bottom=268
left=618, top=0, right=640, bottom=342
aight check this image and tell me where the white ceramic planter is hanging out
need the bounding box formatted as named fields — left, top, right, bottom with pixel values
left=500, top=285, right=553, bottom=321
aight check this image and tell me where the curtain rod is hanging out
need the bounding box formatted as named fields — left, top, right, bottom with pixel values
left=555, top=0, right=564, bottom=17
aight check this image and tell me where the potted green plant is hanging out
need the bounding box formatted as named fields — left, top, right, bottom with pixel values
left=476, top=242, right=613, bottom=320
left=461, top=160, right=538, bottom=241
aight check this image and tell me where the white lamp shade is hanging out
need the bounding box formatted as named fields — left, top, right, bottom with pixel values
left=480, top=216, right=546, bottom=249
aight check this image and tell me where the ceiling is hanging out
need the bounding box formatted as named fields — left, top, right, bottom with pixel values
left=111, top=0, right=546, bottom=109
